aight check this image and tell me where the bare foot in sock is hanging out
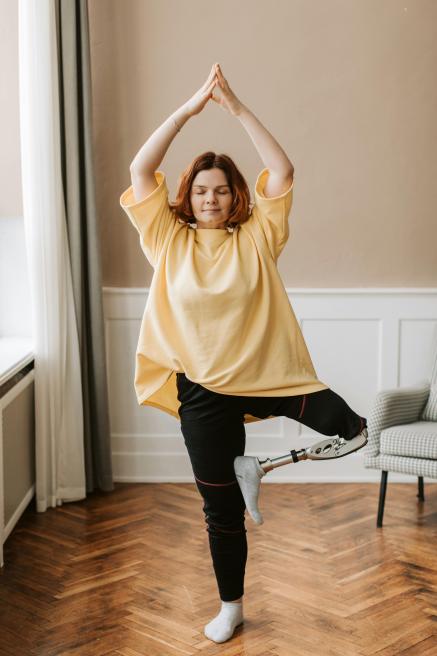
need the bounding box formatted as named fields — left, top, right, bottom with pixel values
left=204, top=600, right=244, bottom=643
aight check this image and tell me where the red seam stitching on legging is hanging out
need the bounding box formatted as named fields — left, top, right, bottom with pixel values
left=207, top=522, right=245, bottom=534
left=298, top=395, right=307, bottom=418
left=194, top=475, right=238, bottom=487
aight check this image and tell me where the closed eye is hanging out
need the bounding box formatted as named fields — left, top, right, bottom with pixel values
left=195, top=190, right=229, bottom=194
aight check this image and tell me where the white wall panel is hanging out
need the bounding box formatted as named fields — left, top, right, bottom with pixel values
left=103, top=288, right=437, bottom=484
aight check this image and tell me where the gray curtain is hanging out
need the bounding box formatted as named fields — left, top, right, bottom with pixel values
left=54, top=0, right=114, bottom=492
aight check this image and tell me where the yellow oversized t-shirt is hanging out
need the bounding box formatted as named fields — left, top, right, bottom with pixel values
left=119, top=168, right=329, bottom=424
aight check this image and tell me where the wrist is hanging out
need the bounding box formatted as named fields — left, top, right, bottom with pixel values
left=179, top=103, right=193, bottom=120
left=235, top=103, right=249, bottom=119
left=172, top=104, right=192, bottom=130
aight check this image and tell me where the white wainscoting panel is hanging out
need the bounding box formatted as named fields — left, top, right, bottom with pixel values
left=103, top=288, right=437, bottom=484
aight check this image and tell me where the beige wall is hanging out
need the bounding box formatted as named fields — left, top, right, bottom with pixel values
left=4, top=1, right=437, bottom=287
left=1, top=0, right=22, bottom=217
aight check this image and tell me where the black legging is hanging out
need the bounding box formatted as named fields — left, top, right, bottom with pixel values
left=176, top=372, right=367, bottom=602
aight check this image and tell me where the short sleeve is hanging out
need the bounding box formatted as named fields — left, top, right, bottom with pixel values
left=251, top=167, right=294, bottom=262
left=119, top=170, right=176, bottom=268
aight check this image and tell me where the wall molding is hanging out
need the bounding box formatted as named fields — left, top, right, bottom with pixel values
left=103, top=287, right=437, bottom=485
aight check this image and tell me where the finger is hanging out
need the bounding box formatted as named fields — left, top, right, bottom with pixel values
left=216, top=78, right=227, bottom=96
left=216, top=63, right=226, bottom=82
left=203, top=63, right=218, bottom=88
left=207, top=77, right=217, bottom=90
left=205, top=78, right=217, bottom=96
left=217, top=71, right=229, bottom=90
left=210, top=94, right=223, bottom=107
left=203, top=77, right=217, bottom=95
left=214, top=68, right=225, bottom=88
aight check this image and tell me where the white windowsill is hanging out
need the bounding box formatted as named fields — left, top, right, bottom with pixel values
left=0, top=337, right=34, bottom=387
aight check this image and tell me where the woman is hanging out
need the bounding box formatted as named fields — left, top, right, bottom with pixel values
left=120, top=63, right=367, bottom=644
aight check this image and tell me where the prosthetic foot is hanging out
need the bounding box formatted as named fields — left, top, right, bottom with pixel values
left=234, top=428, right=368, bottom=525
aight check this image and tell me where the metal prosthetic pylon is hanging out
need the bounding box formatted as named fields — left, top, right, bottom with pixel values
left=257, top=429, right=368, bottom=473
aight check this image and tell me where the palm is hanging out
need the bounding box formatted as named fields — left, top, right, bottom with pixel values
left=213, top=92, right=236, bottom=114
left=186, top=64, right=219, bottom=117
left=211, top=64, right=243, bottom=116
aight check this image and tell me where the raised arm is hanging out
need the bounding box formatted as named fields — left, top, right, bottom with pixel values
left=212, top=63, right=294, bottom=197
left=129, top=104, right=191, bottom=201
left=236, top=107, right=294, bottom=196
left=129, top=64, right=219, bottom=202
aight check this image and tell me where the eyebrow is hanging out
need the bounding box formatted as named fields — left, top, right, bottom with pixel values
left=192, top=184, right=230, bottom=189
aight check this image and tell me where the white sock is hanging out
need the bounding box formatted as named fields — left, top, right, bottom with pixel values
left=204, top=599, right=244, bottom=643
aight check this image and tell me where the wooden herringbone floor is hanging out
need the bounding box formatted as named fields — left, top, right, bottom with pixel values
left=0, top=482, right=436, bottom=656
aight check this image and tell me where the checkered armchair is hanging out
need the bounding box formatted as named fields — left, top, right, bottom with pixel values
left=363, top=346, right=437, bottom=527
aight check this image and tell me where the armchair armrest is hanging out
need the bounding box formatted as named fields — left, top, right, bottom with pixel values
left=364, top=382, right=430, bottom=458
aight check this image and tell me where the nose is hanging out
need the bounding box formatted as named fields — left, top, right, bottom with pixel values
left=205, top=193, right=218, bottom=207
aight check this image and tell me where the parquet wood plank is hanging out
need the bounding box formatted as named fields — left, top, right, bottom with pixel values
left=0, top=482, right=435, bottom=655
left=367, top=626, right=435, bottom=655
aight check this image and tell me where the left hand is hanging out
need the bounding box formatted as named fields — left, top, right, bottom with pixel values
left=211, top=64, right=245, bottom=117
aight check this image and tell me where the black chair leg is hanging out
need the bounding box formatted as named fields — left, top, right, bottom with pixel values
left=377, top=470, right=388, bottom=527
left=417, top=476, right=425, bottom=501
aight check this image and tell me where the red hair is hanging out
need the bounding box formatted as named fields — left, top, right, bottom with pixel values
left=168, top=152, right=253, bottom=228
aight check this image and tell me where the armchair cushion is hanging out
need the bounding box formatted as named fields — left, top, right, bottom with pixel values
left=421, top=348, right=437, bottom=420
left=364, top=382, right=430, bottom=458
left=375, top=454, right=437, bottom=478
left=421, top=384, right=437, bottom=421
left=380, top=421, right=437, bottom=459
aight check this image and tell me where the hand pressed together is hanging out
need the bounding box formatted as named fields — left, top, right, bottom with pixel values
left=185, top=63, right=245, bottom=118
left=185, top=63, right=218, bottom=117
left=211, top=63, right=245, bottom=117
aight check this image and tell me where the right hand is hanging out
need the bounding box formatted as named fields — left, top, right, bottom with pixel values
left=184, top=64, right=218, bottom=117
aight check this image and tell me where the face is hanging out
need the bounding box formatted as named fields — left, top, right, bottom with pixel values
left=190, top=168, right=233, bottom=229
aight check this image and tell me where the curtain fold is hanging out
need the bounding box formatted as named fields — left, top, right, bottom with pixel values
left=55, top=0, right=113, bottom=492
left=19, top=0, right=85, bottom=511
left=18, top=0, right=113, bottom=511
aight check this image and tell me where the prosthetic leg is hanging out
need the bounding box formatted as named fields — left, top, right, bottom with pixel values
left=234, top=428, right=368, bottom=525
